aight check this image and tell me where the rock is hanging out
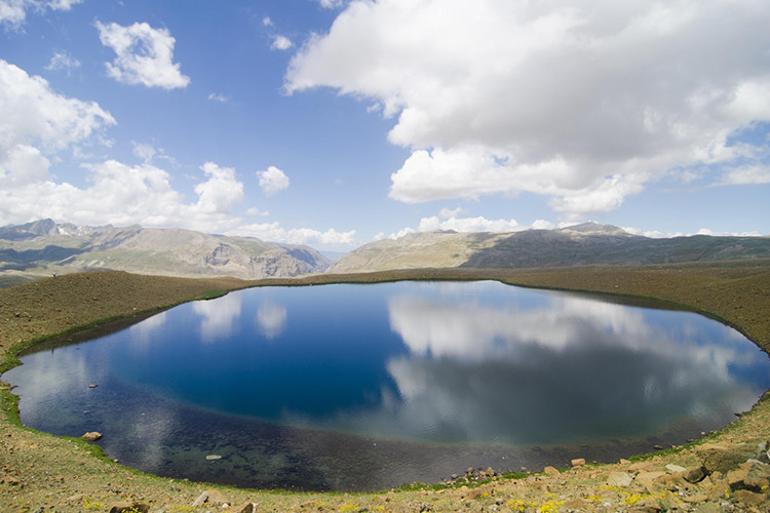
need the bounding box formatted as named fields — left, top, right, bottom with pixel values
left=733, top=490, right=767, bottom=507
left=726, top=459, right=770, bottom=492
left=88, top=384, right=98, bottom=389
left=619, top=458, right=631, bottom=465
left=684, top=466, right=707, bottom=483
left=192, top=491, right=208, bottom=507
left=81, top=431, right=102, bottom=441
left=205, top=489, right=228, bottom=506
left=109, top=503, right=149, bottom=513
left=665, top=464, right=687, bottom=474
left=606, top=471, right=633, bottom=487
left=543, top=466, right=560, bottom=476
left=635, top=471, right=667, bottom=491
left=237, top=504, right=258, bottom=513
left=205, top=454, right=222, bottom=461
left=692, top=504, right=720, bottom=513
left=698, top=443, right=756, bottom=474
left=627, top=505, right=661, bottom=513
left=570, top=458, right=586, bottom=467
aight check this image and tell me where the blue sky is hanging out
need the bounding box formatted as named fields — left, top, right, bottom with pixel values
left=1, top=0, right=769, bottom=249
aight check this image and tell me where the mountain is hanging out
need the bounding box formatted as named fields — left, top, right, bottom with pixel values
left=0, top=219, right=330, bottom=280
left=330, top=223, right=770, bottom=273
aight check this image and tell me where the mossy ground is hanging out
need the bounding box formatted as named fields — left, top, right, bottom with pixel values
left=1, top=263, right=769, bottom=512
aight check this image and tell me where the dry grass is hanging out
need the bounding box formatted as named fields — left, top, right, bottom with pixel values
left=0, top=262, right=769, bottom=512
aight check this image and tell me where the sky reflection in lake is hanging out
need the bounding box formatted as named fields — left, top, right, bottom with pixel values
left=5, top=281, right=769, bottom=490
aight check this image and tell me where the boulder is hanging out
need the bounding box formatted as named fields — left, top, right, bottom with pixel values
left=726, top=459, right=770, bottom=492
left=543, top=466, right=560, bottom=476
left=81, top=431, right=102, bottom=442
left=635, top=471, right=666, bottom=491
left=109, top=503, right=149, bottom=513
left=665, top=464, right=687, bottom=474
left=684, top=466, right=707, bottom=483
left=697, top=443, right=755, bottom=474
left=733, top=490, right=768, bottom=507
left=606, top=471, right=633, bottom=487
left=191, top=491, right=208, bottom=507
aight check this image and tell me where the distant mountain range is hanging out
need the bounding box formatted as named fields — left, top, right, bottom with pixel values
left=2, top=219, right=768, bottom=284
left=0, top=219, right=330, bottom=280
left=330, top=223, right=770, bottom=273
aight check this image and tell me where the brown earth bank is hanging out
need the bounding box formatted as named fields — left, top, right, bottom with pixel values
left=1, top=263, right=769, bottom=513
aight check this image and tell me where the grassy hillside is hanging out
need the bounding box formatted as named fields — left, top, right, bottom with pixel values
left=1, top=263, right=769, bottom=512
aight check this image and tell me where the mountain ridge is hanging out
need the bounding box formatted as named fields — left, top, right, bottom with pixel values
left=0, top=219, right=330, bottom=280
left=331, top=222, right=770, bottom=273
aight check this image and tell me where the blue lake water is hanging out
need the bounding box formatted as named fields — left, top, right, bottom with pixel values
left=4, top=281, right=770, bottom=490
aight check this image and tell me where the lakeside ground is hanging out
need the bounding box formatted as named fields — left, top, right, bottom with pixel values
left=1, top=262, right=769, bottom=512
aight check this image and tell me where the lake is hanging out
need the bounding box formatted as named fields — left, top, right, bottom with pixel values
left=4, top=281, right=770, bottom=491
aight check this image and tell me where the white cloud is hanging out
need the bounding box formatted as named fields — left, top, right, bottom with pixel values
left=0, top=0, right=81, bottom=28
left=417, top=214, right=519, bottom=233
left=262, top=16, right=273, bottom=27
left=287, top=0, right=770, bottom=215
left=257, top=165, right=290, bottom=195
left=246, top=207, right=270, bottom=217
left=96, top=21, right=190, bottom=89
left=207, top=92, right=229, bottom=103
left=230, top=222, right=355, bottom=246
left=0, top=60, right=352, bottom=247
left=716, top=165, right=770, bottom=186
left=195, top=162, right=244, bottom=214
left=45, top=50, right=80, bottom=73
left=271, top=34, right=293, bottom=51
left=318, top=0, right=345, bottom=9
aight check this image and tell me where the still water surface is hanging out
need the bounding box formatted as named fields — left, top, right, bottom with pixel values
left=5, top=281, right=770, bottom=490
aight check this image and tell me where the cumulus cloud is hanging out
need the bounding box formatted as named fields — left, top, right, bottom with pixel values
left=0, top=60, right=354, bottom=247
left=0, top=0, right=81, bottom=28
left=271, top=34, right=293, bottom=51
left=381, top=211, right=561, bottom=239
left=257, top=165, right=290, bottom=195
left=229, top=222, right=355, bottom=246
left=96, top=21, right=190, bottom=89
left=287, top=0, right=770, bottom=216
left=262, top=16, right=273, bottom=27
left=45, top=50, right=80, bottom=73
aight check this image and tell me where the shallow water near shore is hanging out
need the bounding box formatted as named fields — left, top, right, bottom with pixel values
left=5, top=280, right=770, bottom=491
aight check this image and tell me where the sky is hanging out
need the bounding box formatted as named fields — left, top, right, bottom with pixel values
left=0, top=0, right=769, bottom=250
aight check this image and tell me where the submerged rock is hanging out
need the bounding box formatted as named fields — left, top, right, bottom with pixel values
left=205, top=454, right=222, bottom=461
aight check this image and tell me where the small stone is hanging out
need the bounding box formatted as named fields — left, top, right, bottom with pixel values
left=606, top=471, right=633, bottom=487
left=543, top=466, right=560, bottom=476
left=570, top=458, right=586, bottom=467
left=205, top=489, right=228, bottom=506
left=205, top=454, right=222, bottom=461
left=684, top=466, right=707, bottom=483
left=619, top=458, right=632, bottom=465
left=665, top=464, right=688, bottom=474
left=88, top=384, right=98, bottom=389
left=109, top=503, right=149, bottom=513
left=238, top=504, right=258, bottom=513
left=192, top=491, right=209, bottom=507
left=81, top=431, right=102, bottom=441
